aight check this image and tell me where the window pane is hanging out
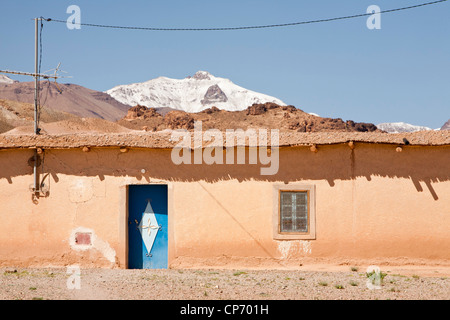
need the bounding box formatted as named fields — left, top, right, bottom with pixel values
left=280, top=191, right=308, bottom=233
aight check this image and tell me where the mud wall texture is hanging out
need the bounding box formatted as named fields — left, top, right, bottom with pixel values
left=0, top=143, right=448, bottom=268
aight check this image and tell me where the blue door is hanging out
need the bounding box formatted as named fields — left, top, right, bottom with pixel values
left=128, top=185, right=168, bottom=269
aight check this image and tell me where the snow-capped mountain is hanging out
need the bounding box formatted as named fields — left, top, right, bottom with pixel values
left=105, top=71, right=286, bottom=113
left=376, top=122, right=432, bottom=133
left=0, top=75, right=16, bottom=84
left=441, top=119, right=450, bottom=130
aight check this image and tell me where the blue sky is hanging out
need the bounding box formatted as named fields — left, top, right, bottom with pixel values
left=0, top=0, right=449, bottom=128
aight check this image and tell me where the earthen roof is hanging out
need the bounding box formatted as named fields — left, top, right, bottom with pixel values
left=0, top=130, right=449, bottom=150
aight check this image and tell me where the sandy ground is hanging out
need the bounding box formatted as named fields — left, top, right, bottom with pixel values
left=0, top=265, right=448, bottom=300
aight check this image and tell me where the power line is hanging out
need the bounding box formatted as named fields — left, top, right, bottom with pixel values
left=44, top=0, right=448, bottom=31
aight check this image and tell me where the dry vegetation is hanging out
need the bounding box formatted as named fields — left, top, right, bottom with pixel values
left=1, top=267, right=448, bottom=300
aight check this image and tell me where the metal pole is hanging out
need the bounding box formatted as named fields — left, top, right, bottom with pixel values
left=33, top=18, right=40, bottom=194
left=34, top=18, right=39, bottom=135
left=0, top=18, right=63, bottom=196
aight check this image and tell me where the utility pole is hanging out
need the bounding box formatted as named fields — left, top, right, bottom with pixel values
left=0, top=17, right=62, bottom=196
left=1, top=18, right=61, bottom=134
left=34, top=17, right=39, bottom=135
left=33, top=17, right=40, bottom=194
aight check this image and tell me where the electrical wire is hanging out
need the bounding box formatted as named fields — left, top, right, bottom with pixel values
left=43, top=0, right=448, bottom=31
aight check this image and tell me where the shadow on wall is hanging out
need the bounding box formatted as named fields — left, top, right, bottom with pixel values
left=0, top=143, right=448, bottom=202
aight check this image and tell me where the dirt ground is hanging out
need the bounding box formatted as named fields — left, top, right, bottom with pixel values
left=0, top=264, right=448, bottom=300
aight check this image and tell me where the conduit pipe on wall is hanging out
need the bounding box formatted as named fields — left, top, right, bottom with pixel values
left=33, top=149, right=40, bottom=194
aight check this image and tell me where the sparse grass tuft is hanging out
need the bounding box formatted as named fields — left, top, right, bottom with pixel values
left=366, top=270, right=387, bottom=285
left=3, top=270, right=30, bottom=278
left=43, top=271, right=55, bottom=278
left=3, top=270, right=18, bottom=276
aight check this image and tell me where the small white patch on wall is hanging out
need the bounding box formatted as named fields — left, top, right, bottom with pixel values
left=277, top=241, right=292, bottom=259
left=300, top=240, right=312, bottom=255
left=69, top=178, right=94, bottom=203
left=68, top=177, right=106, bottom=202
left=69, top=227, right=116, bottom=263
left=277, top=240, right=312, bottom=259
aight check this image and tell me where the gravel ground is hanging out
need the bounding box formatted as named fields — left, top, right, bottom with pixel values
left=0, top=266, right=448, bottom=300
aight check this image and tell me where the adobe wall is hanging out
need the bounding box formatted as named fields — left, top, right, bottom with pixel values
left=0, top=143, right=448, bottom=268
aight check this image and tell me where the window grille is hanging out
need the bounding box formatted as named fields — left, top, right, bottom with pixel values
left=280, top=191, right=308, bottom=233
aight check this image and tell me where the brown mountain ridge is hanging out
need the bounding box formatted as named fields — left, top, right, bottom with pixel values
left=118, top=103, right=380, bottom=133
left=0, top=81, right=130, bottom=121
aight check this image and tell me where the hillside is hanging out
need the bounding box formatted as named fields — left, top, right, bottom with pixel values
left=0, top=99, right=131, bottom=135
left=118, top=103, right=380, bottom=133
left=0, top=81, right=130, bottom=121
left=0, top=99, right=77, bottom=134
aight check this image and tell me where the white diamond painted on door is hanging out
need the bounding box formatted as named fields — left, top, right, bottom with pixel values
left=138, top=200, right=160, bottom=257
